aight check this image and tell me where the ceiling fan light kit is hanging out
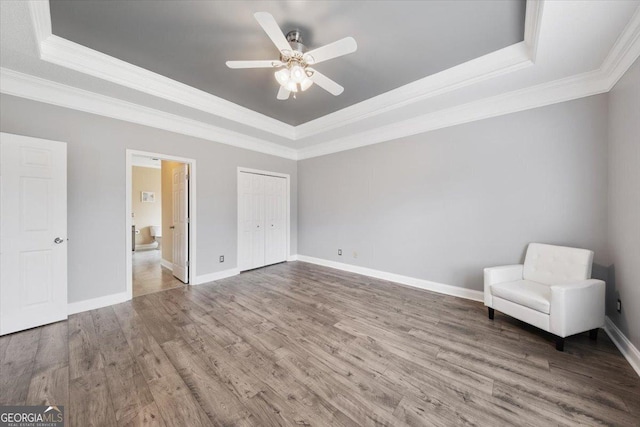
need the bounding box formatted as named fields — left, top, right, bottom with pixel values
left=226, top=12, right=357, bottom=100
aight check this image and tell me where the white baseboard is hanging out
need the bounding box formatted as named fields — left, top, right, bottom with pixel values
left=160, top=258, right=173, bottom=271
left=194, top=268, right=240, bottom=285
left=68, top=291, right=130, bottom=315
left=287, top=254, right=299, bottom=261
left=296, top=255, right=484, bottom=302
left=604, top=316, right=640, bottom=377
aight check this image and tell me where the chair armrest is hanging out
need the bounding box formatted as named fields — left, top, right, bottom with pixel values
left=484, top=265, right=523, bottom=307
left=549, top=279, right=605, bottom=337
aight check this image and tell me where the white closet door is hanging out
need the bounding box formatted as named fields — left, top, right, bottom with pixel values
left=250, top=174, right=266, bottom=268
left=238, top=172, right=265, bottom=271
left=1, top=133, right=67, bottom=335
left=264, top=175, right=287, bottom=266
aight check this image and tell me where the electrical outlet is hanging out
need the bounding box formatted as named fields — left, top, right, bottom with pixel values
left=338, top=249, right=342, bottom=256
left=617, top=299, right=622, bottom=313
left=353, top=251, right=358, bottom=259
left=219, top=255, right=224, bottom=263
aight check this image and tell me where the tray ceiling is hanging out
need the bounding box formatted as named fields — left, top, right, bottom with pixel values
left=49, top=0, right=526, bottom=126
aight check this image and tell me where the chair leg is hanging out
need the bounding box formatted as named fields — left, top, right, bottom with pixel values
left=488, top=307, right=494, bottom=320
left=589, top=328, right=598, bottom=340
left=556, top=337, right=565, bottom=352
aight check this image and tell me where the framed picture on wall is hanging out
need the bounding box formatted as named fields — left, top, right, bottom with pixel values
left=141, top=191, right=155, bottom=203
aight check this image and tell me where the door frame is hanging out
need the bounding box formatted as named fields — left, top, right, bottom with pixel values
left=237, top=167, right=291, bottom=271
left=126, top=150, right=197, bottom=299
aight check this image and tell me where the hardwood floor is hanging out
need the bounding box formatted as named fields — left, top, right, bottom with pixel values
left=133, top=249, right=185, bottom=297
left=2, top=261, right=639, bottom=426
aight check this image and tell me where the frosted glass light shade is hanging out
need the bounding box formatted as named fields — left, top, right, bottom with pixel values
left=300, top=77, right=313, bottom=91
left=285, top=81, right=298, bottom=92
left=275, top=68, right=290, bottom=85
left=290, top=65, right=306, bottom=83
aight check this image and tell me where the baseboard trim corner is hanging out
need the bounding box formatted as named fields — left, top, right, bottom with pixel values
left=160, top=258, right=173, bottom=271
left=296, top=255, right=483, bottom=302
left=194, top=268, right=240, bottom=285
left=68, top=291, right=130, bottom=315
left=604, top=316, right=640, bottom=377
left=287, top=254, right=299, bottom=262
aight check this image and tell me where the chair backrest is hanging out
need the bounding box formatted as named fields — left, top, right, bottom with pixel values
left=523, top=243, right=594, bottom=285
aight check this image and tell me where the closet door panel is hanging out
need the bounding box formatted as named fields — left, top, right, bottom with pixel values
left=265, top=175, right=287, bottom=266
left=250, top=173, right=266, bottom=269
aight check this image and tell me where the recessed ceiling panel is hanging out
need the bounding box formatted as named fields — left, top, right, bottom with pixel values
left=50, top=0, right=526, bottom=126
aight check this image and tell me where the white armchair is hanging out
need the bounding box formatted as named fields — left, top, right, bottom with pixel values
left=484, top=243, right=605, bottom=351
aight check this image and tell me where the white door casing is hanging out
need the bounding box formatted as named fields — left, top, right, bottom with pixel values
left=0, top=133, right=67, bottom=335
left=172, top=163, right=189, bottom=283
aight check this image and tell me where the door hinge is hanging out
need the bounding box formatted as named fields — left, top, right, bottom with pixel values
left=186, top=217, right=190, bottom=223
left=186, top=174, right=190, bottom=180
left=186, top=260, right=190, bottom=267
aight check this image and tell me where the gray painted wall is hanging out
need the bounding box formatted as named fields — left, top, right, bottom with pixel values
left=607, top=57, right=640, bottom=350
left=298, top=95, right=609, bottom=291
left=0, top=94, right=297, bottom=303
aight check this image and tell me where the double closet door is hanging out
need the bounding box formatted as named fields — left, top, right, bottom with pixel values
left=238, top=171, right=287, bottom=271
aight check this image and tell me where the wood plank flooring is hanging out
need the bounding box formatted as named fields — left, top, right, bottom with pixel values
left=133, top=249, right=185, bottom=297
left=1, top=261, right=639, bottom=426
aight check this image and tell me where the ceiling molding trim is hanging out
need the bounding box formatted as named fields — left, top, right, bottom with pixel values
left=293, top=0, right=543, bottom=140
left=523, top=0, right=544, bottom=62
left=27, top=0, right=541, bottom=142
left=0, top=68, right=298, bottom=160
left=296, top=70, right=609, bottom=160
left=38, top=35, right=297, bottom=140
left=600, top=5, right=640, bottom=91
left=294, top=42, right=533, bottom=140
left=27, top=0, right=51, bottom=57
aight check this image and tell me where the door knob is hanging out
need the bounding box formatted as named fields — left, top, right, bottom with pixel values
left=54, top=237, right=65, bottom=244
left=170, top=226, right=175, bottom=229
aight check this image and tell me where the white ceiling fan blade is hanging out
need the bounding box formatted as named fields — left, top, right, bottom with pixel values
left=277, top=86, right=290, bottom=100
left=254, top=12, right=292, bottom=54
left=303, top=37, right=357, bottom=65
left=226, top=60, right=282, bottom=69
left=308, top=69, right=344, bottom=96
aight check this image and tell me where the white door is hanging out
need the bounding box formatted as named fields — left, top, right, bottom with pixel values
left=172, top=163, right=189, bottom=283
left=238, top=172, right=254, bottom=271
left=0, top=133, right=67, bottom=336
left=264, top=175, right=287, bottom=266
left=238, top=172, right=266, bottom=271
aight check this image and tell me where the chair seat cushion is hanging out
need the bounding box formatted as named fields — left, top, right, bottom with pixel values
left=491, top=280, right=551, bottom=314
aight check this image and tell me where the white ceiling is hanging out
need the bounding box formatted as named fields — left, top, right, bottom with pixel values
left=1, top=1, right=639, bottom=160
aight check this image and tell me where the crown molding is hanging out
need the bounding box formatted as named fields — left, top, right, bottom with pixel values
left=38, top=35, right=297, bottom=140
left=297, top=4, right=640, bottom=160
left=294, top=41, right=534, bottom=140
left=27, top=0, right=295, bottom=140
left=27, top=0, right=542, bottom=142
left=0, top=67, right=298, bottom=160
left=600, top=4, right=640, bottom=91
left=27, top=0, right=50, bottom=57
left=523, top=0, right=544, bottom=62
left=296, top=69, right=609, bottom=160
left=10, top=1, right=639, bottom=161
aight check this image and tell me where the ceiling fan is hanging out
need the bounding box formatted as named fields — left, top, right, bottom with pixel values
left=226, top=12, right=357, bottom=100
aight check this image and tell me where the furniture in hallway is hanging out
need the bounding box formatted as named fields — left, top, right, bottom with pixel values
left=1, top=261, right=637, bottom=426
left=484, top=243, right=605, bottom=351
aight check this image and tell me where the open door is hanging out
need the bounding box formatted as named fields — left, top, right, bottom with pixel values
left=172, top=163, right=189, bottom=283
left=1, top=133, right=68, bottom=335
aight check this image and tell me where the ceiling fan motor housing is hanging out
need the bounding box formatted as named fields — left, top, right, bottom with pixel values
left=286, top=30, right=306, bottom=53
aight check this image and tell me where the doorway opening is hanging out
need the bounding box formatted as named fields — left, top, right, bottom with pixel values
left=126, top=150, right=196, bottom=299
